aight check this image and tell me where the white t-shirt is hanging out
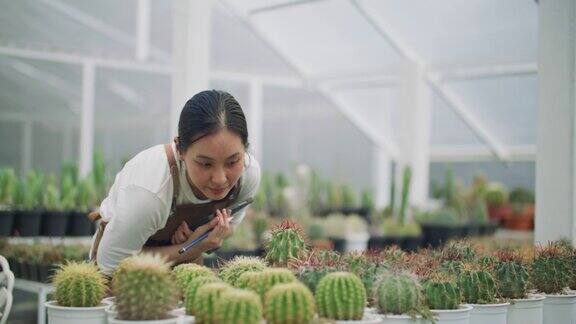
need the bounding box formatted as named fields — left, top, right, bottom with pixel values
left=94, top=143, right=261, bottom=275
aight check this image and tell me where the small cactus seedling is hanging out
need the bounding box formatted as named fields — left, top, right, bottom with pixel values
left=219, top=255, right=267, bottom=287
left=113, top=253, right=178, bottom=320
left=265, top=219, right=308, bottom=267
left=264, top=282, right=316, bottom=324
left=315, top=272, right=366, bottom=320
left=52, top=261, right=107, bottom=307
left=216, top=288, right=263, bottom=324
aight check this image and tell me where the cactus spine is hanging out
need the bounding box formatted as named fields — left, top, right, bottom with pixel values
left=422, top=273, right=461, bottom=310
left=375, top=273, right=425, bottom=315
left=240, top=268, right=297, bottom=301
left=53, top=261, right=107, bottom=307
left=264, top=282, right=316, bottom=324
left=458, top=267, right=497, bottom=304
left=172, top=263, right=215, bottom=296
left=315, top=272, right=366, bottom=320
left=184, top=276, right=222, bottom=315
left=219, top=256, right=267, bottom=287
left=494, top=251, right=530, bottom=299
left=531, top=243, right=572, bottom=294
left=216, top=288, right=263, bottom=324
left=113, top=253, right=178, bottom=320
left=265, top=220, right=308, bottom=266
left=193, top=282, right=233, bottom=324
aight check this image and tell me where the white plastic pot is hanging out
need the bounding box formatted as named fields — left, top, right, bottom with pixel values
left=426, top=304, right=472, bottom=324
left=336, top=313, right=384, bottom=323
left=542, top=292, right=576, bottom=324
left=507, top=294, right=545, bottom=324
left=345, top=232, right=370, bottom=252
left=168, top=307, right=195, bottom=324
left=377, top=314, right=422, bottom=323
left=468, top=302, right=509, bottom=324
left=45, top=301, right=107, bottom=324
left=108, top=315, right=180, bottom=324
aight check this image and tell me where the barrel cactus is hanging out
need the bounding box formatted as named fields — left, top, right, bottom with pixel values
left=219, top=255, right=267, bottom=287
left=440, top=260, right=464, bottom=276
left=240, top=268, right=297, bottom=301
left=298, top=267, right=337, bottom=293
left=494, top=250, right=530, bottom=299
left=315, top=272, right=366, bottom=320
left=375, top=272, right=426, bottom=315
left=458, top=265, right=497, bottom=304
left=185, top=276, right=222, bottom=315
left=173, top=263, right=215, bottom=296
left=113, top=253, right=178, bottom=320
left=216, top=288, right=263, bottom=324
left=264, top=282, right=316, bottom=324
left=531, top=243, right=572, bottom=294
left=193, top=282, right=233, bottom=324
left=422, top=272, right=461, bottom=310
left=265, top=219, right=308, bottom=266
left=52, top=261, right=107, bottom=307
left=440, top=241, right=476, bottom=263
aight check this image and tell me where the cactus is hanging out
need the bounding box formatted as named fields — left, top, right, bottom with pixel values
left=315, top=272, right=366, bottom=320
left=43, top=174, right=62, bottom=211
left=399, top=166, right=412, bottom=225
left=239, top=268, right=297, bottom=301
left=422, top=272, right=461, bottom=310
left=216, top=288, right=263, bottom=324
left=531, top=243, right=572, bottom=294
left=193, top=282, right=233, bottom=324
left=172, top=263, right=215, bottom=296
left=76, top=178, right=96, bottom=211
left=184, top=276, right=222, bottom=315
left=52, top=261, right=107, bottom=307
left=494, top=252, right=530, bottom=299
left=440, top=241, right=476, bottom=262
left=375, top=273, right=425, bottom=315
left=341, top=184, right=357, bottom=209
left=298, top=267, right=337, bottom=293
left=485, top=183, right=508, bottom=206
left=458, top=265, right=497, bottom=304
left=219, top=256, right=267, bottom=287
left=60, top=175, right=77, bottom=210
left=0, top=168, right=16, bottom=207
left=440, top=260, right=464, bottom=276
left=113, top=253, right=178, bottom=320
left=264, top=282, right=316, bottom=324
left=265, top=219, right=308, bottom=267
left=23, top=170, right=44, bottom=210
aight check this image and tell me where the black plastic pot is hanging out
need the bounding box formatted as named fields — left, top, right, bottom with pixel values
left=37, top=264, right=57, bottom=283
left=41, top=211, right=70, bottom=236
left=401, top=236, right=423, bottom=252
left=13, top=209, right=43, bottom=236
left=464, top=223, right=481, bottom=237
left=0, top=210, right=14, bottom=236
left=67, top=211, right=93, bottom=236
left=6, top=258, right=19, bottom=278
left=329, top=237, right=346, bottom=253
left=27, top=263, right=39, bottom=281
left=367, top=236, right=403, bottom=250
left=421, top=223, right=462, bottom=248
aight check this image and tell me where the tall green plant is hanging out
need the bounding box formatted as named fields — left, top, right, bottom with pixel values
left=43, top=174, right=62, bottom=211
left=399, top=166, right=412, bottom=225
left=0, top=168, right=16, bottom=207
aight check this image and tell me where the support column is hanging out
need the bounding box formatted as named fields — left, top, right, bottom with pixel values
left=21, top=120, right=32, bottom=175
left=249, top=78, right=263, bottom=162
left=535, top=0, right=576, bottom=244
left=170, top=0, right=212, bottom=137
left=373, top=147, right=391, bottom=209
left=395, top=62, right=432, bottom=209
left=79, top=62, right=95, bottom=178
left=136, top=0, right=151, bottom=61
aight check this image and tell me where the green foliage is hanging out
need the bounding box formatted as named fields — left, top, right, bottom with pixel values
left=315, top=272, right=366, bottom=320
left=458, top=267, right=497, bottom=304
left=509, top=187, right=535, bottom=205
left=361, top=189, right=375, bottom=212
left=265, top=220, right=308, bottom=267
left=60, top=175, right=77, bottom=210
left=53, top=261, right=107, bottom=307
left=219, top=256, right=267, bottom=287
left=264, top=282, right=316, bottom=324
left=341, top=184, right=357, bottom=209
left=422, top=273, right=461, bottom=310
left=43, top=174, right=62, bottom=211
left=0, top=168, right=17, bottom=206
left=297, top=267, right=337, bottom=293
left=23, top=170, right=44, bottom=210
left=485, top=183, right=508, bottom=206
left=114, top=254, right=178, bottom=320
left=76, top=178, right=96, bottom=211
left=216, top=288, right=263, bottom=324
left=399, top=166, right=412, bottom=225
left=193, top=282, right=233, bottom=324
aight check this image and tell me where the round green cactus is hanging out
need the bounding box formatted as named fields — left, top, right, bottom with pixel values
left=113, top=253, right=178, bottom=320
left=184, top=276, right=222, bottom=315
left=219, top=255, right=267, bottom=287
left=193, top=282, right=233, bottom=324
left=375, top=273, right=425, bottom=315
left=216, top=288, right=263, bottom=324
left=172, top=263, right=215, bottom=296
left=264, top=282, right=316, bottom=324
left=53, top=261, right=107, bottom=307
left=315, top=272, right=366, bottom=320
left=531, top=243, right=572, bottom=294
left=422, top=272, right=461, bottom=310
left=458, top=266, right=497, bottom=304
left=440, top=241, right=476, bottom=262
left=265, top=220, right=308, bottom=267
left=485, top=183, right=508, bottom=206
left=493, top=251, right=529, bottom=299
left=440, top=260, right=464, bottom=276
left=297, top=267, right=337, bottom=293
left=241, top=268, right=298, bottom=301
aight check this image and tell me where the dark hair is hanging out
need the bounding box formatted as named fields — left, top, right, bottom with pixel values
left=177, top=90, right=249, bottom=152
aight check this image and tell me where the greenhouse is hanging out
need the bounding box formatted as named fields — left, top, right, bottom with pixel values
left=0, top=0, right=575, bottom=324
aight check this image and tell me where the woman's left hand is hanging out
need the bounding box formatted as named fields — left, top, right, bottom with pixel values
left=202, top=208, right=234, bottom=250
left=171, top=221, right=193, bottom=245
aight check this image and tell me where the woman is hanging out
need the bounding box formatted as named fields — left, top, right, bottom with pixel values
left=90, top=90, right=261, bottom=276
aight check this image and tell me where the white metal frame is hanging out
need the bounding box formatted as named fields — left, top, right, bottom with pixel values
left=13, top=279, right=54, bottom=324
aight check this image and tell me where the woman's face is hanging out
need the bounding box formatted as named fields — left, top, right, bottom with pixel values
left=180, top=129, right=246, bottom=200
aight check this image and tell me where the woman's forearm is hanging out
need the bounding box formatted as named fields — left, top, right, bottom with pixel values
left=142, top=242, right=206, bottom=264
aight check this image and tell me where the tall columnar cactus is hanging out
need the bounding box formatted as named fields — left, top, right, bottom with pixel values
left=113, top=253, right=178, bottom=320
left=458, top=266, right=497, bottom=304
left=422, top=272, right=461, bottom=310
left=315, top=272, right=366, bottom=320
left=193, top=282, right=233, bottom=324
left=52, top=261, right=107, bottom=307
left=265, top=219, right=308, bottom=267
left=216, top=288, right=263, bottom=324
left=531, top=243, right=572, bottom=294
left=172, top=263, right=215, bottom=295
left=264, top=282, right=316, bottom=324
left=399, top=166, right=412, bottom=225
left=494, top=251, right=530, bottom=299
left=241, top=268, right=297, bottom=301
left=375, top=273, right=425, bottom=315
left=219, top=256, right=267, bottom=287
left=184, top=276, right=222, bottom=315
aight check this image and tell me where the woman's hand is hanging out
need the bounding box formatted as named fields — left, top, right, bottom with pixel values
left=202, top=208, right=233, bottom=250
left=171, top=221, right=193, bottom=245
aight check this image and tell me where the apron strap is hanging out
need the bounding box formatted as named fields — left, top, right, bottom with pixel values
left=164, top=143, right=180, bottom=216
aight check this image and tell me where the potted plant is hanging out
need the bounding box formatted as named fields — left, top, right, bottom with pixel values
left=458, top=263, right=509, bottom=324
left=215, top=288, right=264, bottom=324
left=484, top=183, right=512, bottom=223
left=503, top=188, right=535, bottom=230
left=422, top=271, right=472, bottom=324
left=264, top=219, right=308, bottom=267
left=264, top=282, right=316, bottom=324
left=41, top=174, right=69, bottom=236
left=531, top=243, right=576, bottom=324
left=69, top=178, right=96, bottom=236
left=218, top=255, right=267, bottom=287
left=45, top=261, right=108, bottom=324
left=493, top=250, right=544, bottom=324
left=13, top=171, right=44, bottom=236
left=0, top=168, right=17, bottom=236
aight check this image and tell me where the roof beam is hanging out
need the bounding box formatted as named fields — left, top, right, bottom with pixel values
left=249, top=0, right=328, bottom=15
left=430, top=145, right=536, bottom=162
left=136, top=0, right=151, bottom=61
left=436, top=63, right=537, bottom=81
